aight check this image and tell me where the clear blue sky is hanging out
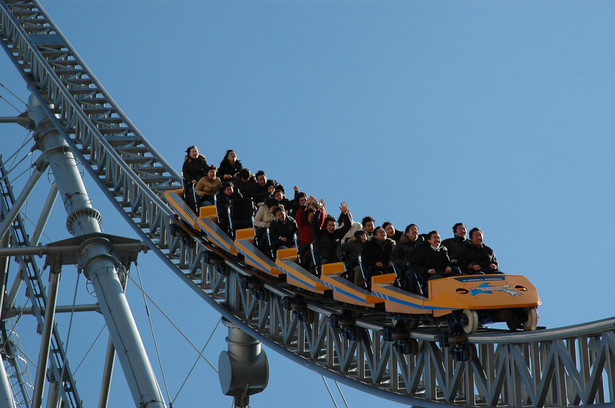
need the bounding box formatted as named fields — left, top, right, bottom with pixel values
left=1, top=1, right=614, bottom=407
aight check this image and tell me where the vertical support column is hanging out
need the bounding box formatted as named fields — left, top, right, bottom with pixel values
left=29, top=94, right=166, bottom=408
left=0, top=354, right=16, bottom=408
left=32, top=264, right=61, bottom=407
left=98, top=339, right=116, bottom=408
left=218, top=271, right=268, bottom=408
left=0, top=232, right=16, bottom=408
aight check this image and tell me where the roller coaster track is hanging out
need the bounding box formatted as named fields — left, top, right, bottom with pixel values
left=1, top=0, right=614, bottom=406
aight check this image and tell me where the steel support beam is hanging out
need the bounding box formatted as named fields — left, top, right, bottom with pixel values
left=29, top=94, right=166, bottom=408
left=0, top=158, right=47, bottom=241
left=0, top=234, right=16, bottom=408
left=98, top=339, right=115, bottom=408
left=0, top=353, right=16, bottom=408
left=5, top=184, right=62, bottom=312
left=31, top=183, right=59, bottom=246
left=32, top=265, right=60, bottom=407
left=0, top=232, right=16, bottom=408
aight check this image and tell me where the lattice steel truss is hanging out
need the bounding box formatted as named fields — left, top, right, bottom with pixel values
left=1, top=0, right=614, bottom=406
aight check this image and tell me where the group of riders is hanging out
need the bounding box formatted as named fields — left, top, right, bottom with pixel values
left=182, top=146, right=501, bottom=295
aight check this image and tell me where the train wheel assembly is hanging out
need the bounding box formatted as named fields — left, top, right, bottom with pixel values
left=523, top=307, right=538, bottom=331
left=462, top=309, right=479, bottom=334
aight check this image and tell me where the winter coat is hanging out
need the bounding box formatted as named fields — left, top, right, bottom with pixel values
left=361, top=237, right=395, bottom=269
left=459, top=243, right=498, bottom=273
left=295, top=206, right=314, bottom=245
left=391, top=234, right=423, bottom=268
left=441, top=236, right=470, bottom=263
left=269, top=216, right=298, bottom=250
left=410, top=244, right=452, bottom=277
left=311, top=208, right=352, bottom=262
left=218, top=159, right=243, bottom=181
left=336, top=238, right=365, bottom=266
left=182, top=155, right=208, bottom=185
left=253, top=202, right=275, bottom=228
left=247, top=179, right=282, bottom=204
left=195, top=176, right=222, bottom=197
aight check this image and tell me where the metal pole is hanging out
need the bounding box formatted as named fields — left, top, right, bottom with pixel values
left=45, top=380, right=59, bottom=408
left=0, top=233, right=9, bottom=318
left=0, top=242, right=147, bottom=257
left=0, top=354, right=16, bottom=408
left=0, top=158, right=47, bottom=240
left=32, top=265, right=61, bottom=408
left=4, top=183, right=58, bottom=311
left=31, top=183, right=59, bottom=246
left=29, top=94, right=166, bottom=408
left=98, top=339, right=116, bottom=408
left=0, top=235, right=16, bottom=408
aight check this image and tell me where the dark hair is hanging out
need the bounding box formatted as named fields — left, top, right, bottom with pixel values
left=238, top=168, right=252, bottom=180
left=221, top=182, right=234, bottom=191
left=207, top=165, right=217, bottom=172
left=255, top=170, right=266, bottom=179
left=297, top=192, right=307, bottom=199
left=273, top=206, right=285, bottom=216
left=265, top=198, right=279, bottom=208
left=185, top=145, right=197, bottom=155
left=382, top=221, right=393, bottom=229
left=354, top=230, right=367, bottom=239
left=427, top=230, right=439, bottom=240
left=453, top=222, right=464, bottom=233
left=469, top=227, right=482, bottom=239
left=361, top=216, right=375, bottom=227
left=404, top=223, right=417, bottom=233
left=324, top=215, right=336, bottom=227
left=374, top=227, right=385, bottom=236
left=223, top=149, right=235, bottom=161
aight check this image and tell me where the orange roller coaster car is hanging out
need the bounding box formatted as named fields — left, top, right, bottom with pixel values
left=164, top=188, right=541, bottom=334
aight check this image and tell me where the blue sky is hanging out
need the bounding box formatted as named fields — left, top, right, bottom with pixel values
left=1, top=1, right=614, bottom=407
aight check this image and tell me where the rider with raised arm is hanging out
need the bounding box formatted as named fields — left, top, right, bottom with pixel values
left=311, top=200, right=352, bottom=266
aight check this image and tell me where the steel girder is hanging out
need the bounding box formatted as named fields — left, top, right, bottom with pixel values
left=0, top=156, right=82, bottom=407
left=1, top=0, right=614, bottom=406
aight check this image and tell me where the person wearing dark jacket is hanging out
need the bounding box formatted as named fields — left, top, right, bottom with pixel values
left=441, top=222, right=469, bottom=266
left=269, top=206, right=298, bottom=253
left=310, top=201, right=352, bottom=267
left=215, top=182, right=243, bottom=233
left=382, top=222, right=403, bottom=243
left=182, top=145, right=208, bottom=186
left=410, top=230, right=461, bottom=294
left=233, top=168, right=256, bottom=198
left=247, top=170, right=283, bottom=204
left=289, top=186, right=307, bottom=218
left=391, top=224, right=422, bottom=269
left=273, top=189, right=293, bottom=213
left=459, top=227, right=501, bottom=274
left=182, top=146, right=208, bottom=209
left=361, top=227, right=396, bottom=287
left=337, top=230, right=368, bottom=285
left=218, top=149, right=243, bottom=181
left=391, top=224, right=424, bottom=291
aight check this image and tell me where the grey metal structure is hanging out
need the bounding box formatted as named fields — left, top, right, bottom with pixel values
left=0, top=0, right=614, bottom=407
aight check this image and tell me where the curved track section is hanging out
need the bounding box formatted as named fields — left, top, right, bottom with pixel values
left=1, top=1, right=614, bottom=406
